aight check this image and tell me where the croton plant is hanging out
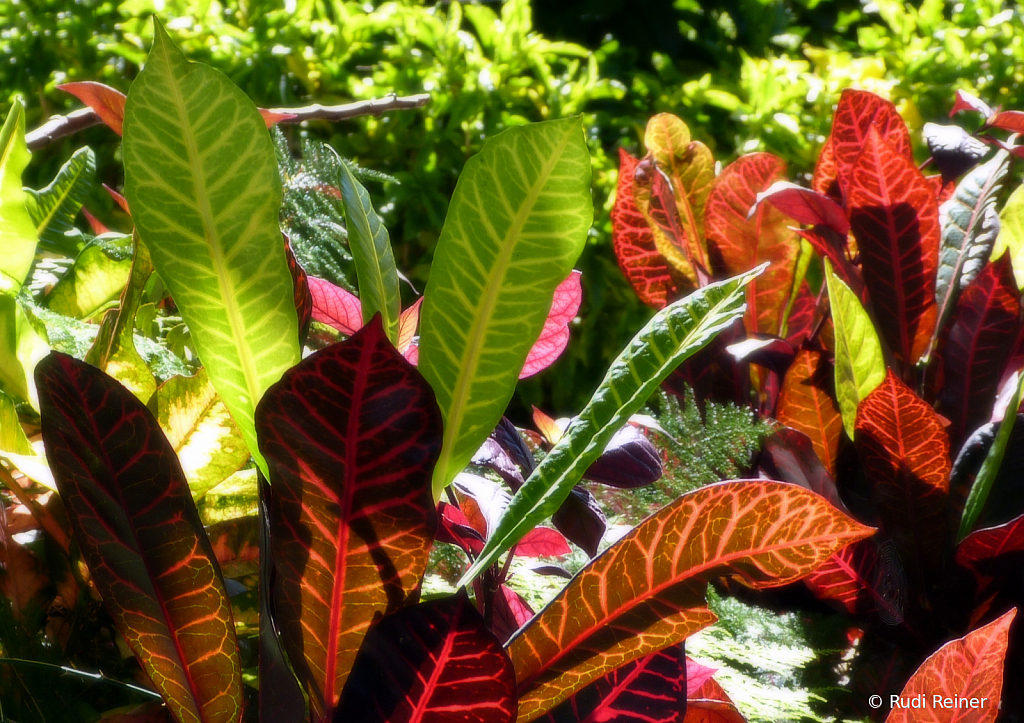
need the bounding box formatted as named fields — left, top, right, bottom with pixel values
left=0, top=15, right=1017, bottom=723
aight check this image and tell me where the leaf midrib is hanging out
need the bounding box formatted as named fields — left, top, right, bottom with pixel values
left=34, top=154, right=86, bottom=237
left=166, top=54, right=263, bottom=417
left=437, top=125, right=576, bottom=483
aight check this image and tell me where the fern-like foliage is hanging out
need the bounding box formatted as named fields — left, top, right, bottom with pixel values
left=274, top=128, right=397, bottom=292
left=653, top=387, right=774, bottom=496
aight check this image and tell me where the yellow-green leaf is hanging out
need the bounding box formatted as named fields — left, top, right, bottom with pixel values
left=0, top=99, right=37, bottom=293
left=993, top=182, right=1024, bottom=290
left=47, top=234, right=133, bottom=320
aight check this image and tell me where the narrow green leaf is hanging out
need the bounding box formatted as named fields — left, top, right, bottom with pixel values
left=928, top=150, right=1009, bottom=359
left=825, top=259, right=886, bottom=439
left=0, top=296, right=49, bottom=410
left=26, top=146, right=96, bottom=257
left=958, top=372, right=1024, bottom=541
left=337, top=158, right=400, bottom=344
left=46, top=234, right=133, bottom=320
left=123, top=19, right=300, bottom=476
left=460, top=266, right=763, bottom=585
left=0, top=99, right=37, bottom=293
left=993, top=182, right=1024, bottom=291
left=420, top=117, right=593, bottom=499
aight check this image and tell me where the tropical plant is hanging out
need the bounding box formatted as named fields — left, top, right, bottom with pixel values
left=609, top=88, right=1024, bottom=720
left=0, top=17, right=893, bottom=723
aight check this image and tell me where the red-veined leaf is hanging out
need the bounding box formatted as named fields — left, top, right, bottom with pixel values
left=334, top=593, right=517, bottom=723
left=752, top=181, right=850, bottom=236
left=508, top=480, right=874, bottom=721
left=811, top=136, right=840, bottom=202
left=794, top=228, right=861, bottom=293
left=255, top=317, right=442, bottom=722
left=884, top=609, right=1016, bottom=723
left=847, top=126, right=940, bottom=364
left=612, top=149, right=683, bottom=309
left=492, top=584, right=536, bottom=644
left=705, top=153, right=800, bottom=336
left=804, top=537, right=906, bottom=625
left=58, top=81, right=126, bottom=135
left=855, top=371, right=951, bottom=574
left=397, top=297, right=422, bottom=355
left=784, top=282, right=816, bottom=345
left=634, top=159, right=702, bottom=287
left=536, top=644, right=687, bottom=723
left=759, top=427, right=846, bottom=513
left=308, top=276, right=362, bottom=335
left=521, top=270, right=583, bottom=379
left=940, top=254, right=1021, bottom=443
left=776, top=349, right=843, bottom=475
left=685, top=658, right=717, bottom=697
left=821, top=89, right=914, bottom=200
left=951, top=90, right=994, bottom=120
left=514, top=527, right=571, bottom=558
left=685, top=676, right=745, bottom=723
left=455, top=472, right=511, bottom=538
left=36, top=352, right=242, bottom=723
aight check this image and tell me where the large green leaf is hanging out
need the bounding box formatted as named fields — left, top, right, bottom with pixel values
left=0, top=296, right=49, bottom=410
left=337, top=158, right=400, bottom=344
left=460, top=266, right=762, bottom=584
left=825, top=259, right=886, bottom=439
left=929, top=150, right=1009, bottom=359
left=122, top=20, right=300, bottom=476
left=420, top=117, right=592, bottom=499
left=0, top=99, right=37, bottom=293
left=46, top=234, right=133, bottom=320
left=993, top=182, right=1024, bottom=290
left=0, top=388, right=52, bottom=489
left=26, top=146, right=96, bottom=257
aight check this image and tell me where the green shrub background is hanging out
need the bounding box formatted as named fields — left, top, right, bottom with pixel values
left=5, top=0, right=1024, bottom=416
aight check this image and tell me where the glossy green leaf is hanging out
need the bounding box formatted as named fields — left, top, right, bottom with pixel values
left=460, top=266, right=762, bottom=584
left=337, top=157, right=400, bottom=344
left=419, top=117, right=592, bottom=499
left=959, top=372, right=1024, bottom=542
left=825, top=259, right=886, bottom=439
left=0, top=296, right=49, bottom=410
left=0, top=99, right=37, bottom=293
left=26, top=146, right=96, bottom=257
left=149, top=368, right=250, bottom=499
left=84, top=234, right=156, bottom=401
left=930, top=150, right=1010, bottom=359
left=993, top=182, right=1024, bottom=290
left=122, top=19, right=300, bottom=476
left=46, top=234, right=133, bottom=320
left=0, top=388, right=53, bottom=489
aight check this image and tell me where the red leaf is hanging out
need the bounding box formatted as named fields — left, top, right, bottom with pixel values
left=103, top=183, right=131, bottom=215
left=986, top=110, right=1024, bottom=134
left=514, top=527, right=571, bottom=558
left=308, top=276, right=362, bottom=335
left=537, top=644, right=688, bottom=723
left=284, top=237, right=312, bottom=342
left=258, top=108, right=296, bottom=127
left=760, top=427, right=846, bottom=513
left=753, top=181, right=850, bottom=236
left=685, top=677, right=746, bottom=723
left=437, top=502, right=485, bottom=556
left=951, top=90, right=994, bottom=120
left=784, top=282, right=816, bottom=346
left=685, top=657, right=718, bottom=697
left=804, top=537, right=906, bottom=625
left=884, top=609, right=1016, bottom=723
left=255, top=318, right=442, bottom=721
left=776, top=349, right=843, bottom=476
left=490, top=584, right=535, bottom=643
left=81, top=207, right=110, bottom=235
left=582, top=423, right=663, bottom=489
left=36, top=352, right=242, bottom=723
left=822, top=89, right=914, bottom=200
left=940, top=254, right=1021, bottom=443
left=855, top=372, right=951, bottom=574
left=533, top=406, right=565, bottom=446
left=795, top=227, right=861, bottom=293
left=335, top=593, right=517, bottom=723
left=454, top=473, right=510, bottom=539
left=956, top=513, right=1024, bottom=580
left=612, top=149, right=683, bottom=309
left=58, top=81, right=126, bottom=135
left=706, top=153, right=800, bottom=336
left=521, top=270, right=583, bottom=378
left=847, top=126, right=940, bottom=364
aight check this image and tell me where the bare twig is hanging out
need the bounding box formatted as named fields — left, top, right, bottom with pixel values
left=25, top=92, right=431, bottom=151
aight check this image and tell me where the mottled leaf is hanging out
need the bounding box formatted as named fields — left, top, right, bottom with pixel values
left=255, top=318, right=441, bottom=721
left=509, top=480, right=873, bottom=721
left=46, top=234, right=133, bottom=319
left=36, top=352, right=242, bottom=723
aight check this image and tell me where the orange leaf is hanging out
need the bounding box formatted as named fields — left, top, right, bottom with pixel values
left=777, top=349, right=843, bottom=475
left=58, top=81, right=126, bottom=135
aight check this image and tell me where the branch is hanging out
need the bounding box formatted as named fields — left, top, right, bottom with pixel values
left=25, top=92, right=431, bottom=151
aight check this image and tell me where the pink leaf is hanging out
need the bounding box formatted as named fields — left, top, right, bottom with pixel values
left=520, top=270, right=583, bottom=379
left=951, top=90, right=994, bottom=119
left=513, top=527, right=571, bottom=558
left=686, top=657, right=719, bottom=697
left=308, top=276, right=362, bottom=335
left=752, top=181, right=850, bottom=236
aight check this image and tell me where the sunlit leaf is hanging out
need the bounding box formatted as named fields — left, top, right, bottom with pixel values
left=521, top=270, right=582, bottom=379
left=59, top=81, right=126, bottom=134
left=992, top=182, right=1024, bottom=291
left=419, top=117, right=592, bottom=499
left=776, top=349, right=843, bottom=475
left=46, top=234, right=133, bottom=320
left=26, top=146, right=96, bottom=257
left=0, top=99, right=37, bottom=293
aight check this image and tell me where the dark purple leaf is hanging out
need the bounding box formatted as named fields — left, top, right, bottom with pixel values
left=551, top=486, right=607, bottom=557
left=473, top=438, right=526, bottom=489
left=334, top=593, right=517, bottom=723
left=582, top=425, right=663, bottom=488
left=923, top=123, right=989, bottom=184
